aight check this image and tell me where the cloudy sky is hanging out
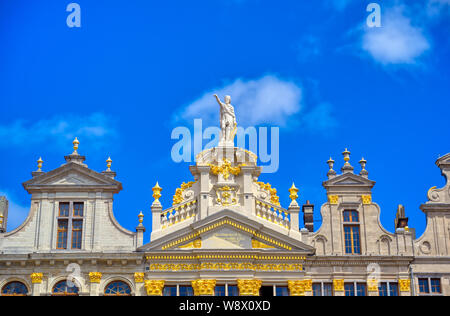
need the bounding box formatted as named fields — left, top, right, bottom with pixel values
left=0, top=0, right=449, bottom=239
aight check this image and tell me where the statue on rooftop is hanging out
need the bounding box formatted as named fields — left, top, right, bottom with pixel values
left=214, top=94, right=237, bottom=146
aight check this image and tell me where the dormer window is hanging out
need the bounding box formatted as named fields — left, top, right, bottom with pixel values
left=56, top=202, right=84, bottom=250
left=343, top=210, right=361, bottom=254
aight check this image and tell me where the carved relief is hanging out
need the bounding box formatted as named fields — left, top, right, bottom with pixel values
left=419, top=241, right=432, bottom=255
left=214, top=185, right=239, bottom=206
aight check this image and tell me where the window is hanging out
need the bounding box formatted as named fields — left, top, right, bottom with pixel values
left=431, top=279, right=441, bottom=294
left=379, top=282, right=398, bottom=296
left=313, top=283, right=333, bottom=296
left=57, top=220, right=68, bottom=249
left=56, top=202, right=84, bottom=250
left=163, top=286, right=177, bottom=296
left=275, top=286, right=289, bottom=296
left=1, top=282, right=28, bottom=296
left=215, top=285, right=226, bottom=296
left=419, top=278, right=442, bottom=295
left=345, top=282, right=366, bottom=296
left=343, top=210, right=361, bottom=254
left=343, top=210, right=359, bottom=222
left=419, top=278, right=430, bottom=294
left=228, top=285, right=239, bottom=296
left=179, top=286, right=194, bottom=296
left=104, top=281, right=131, bottom=296
left=52, top=281, right=79, bottom=296
left=71, top=220, right=83, bottom=249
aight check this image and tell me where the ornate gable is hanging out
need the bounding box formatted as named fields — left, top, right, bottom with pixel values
left=139, top=209, right=315, bottom=253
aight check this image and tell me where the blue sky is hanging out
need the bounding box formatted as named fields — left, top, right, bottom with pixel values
left=0, top=0, right=449, bottom=242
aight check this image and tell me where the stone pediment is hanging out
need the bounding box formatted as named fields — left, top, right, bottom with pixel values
left=323, top=173, right=375, bottom=188
left=139, top=209, right=315, bottom=254
left=23, top=162, right=122, bottom=193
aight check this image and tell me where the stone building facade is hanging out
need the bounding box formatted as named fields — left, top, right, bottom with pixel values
left=0, top=137, right=449, bottom=296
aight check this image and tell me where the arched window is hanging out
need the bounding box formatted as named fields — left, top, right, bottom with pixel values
left=104, top=281, right=131, bottom=296
left=52, top=280, right=79, bottom=296
left=1, top=281, right=28, bottom=296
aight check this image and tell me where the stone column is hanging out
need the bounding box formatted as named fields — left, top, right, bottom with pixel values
left=30, top=273, right=43, bottom=296
left=134, top=273, right=145, bottom=296
left=237, top=279, right=262, bottom=296
left=89, top=272, right=102, bottom=296
left=144, top=280, right=165, bottom=296
left=192, top=279, right=216, bottom=296
left=333, top=279, right=345, bottom=296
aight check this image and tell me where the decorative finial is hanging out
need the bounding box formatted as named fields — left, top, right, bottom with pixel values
left=106, top=157, right=112, bottom=171
left=359, top=157, right=368, bottom=178
left=327, top=157, right=337, bottom=179
left=341, top=148, right=354, bottom=173
left=37, top=157, right=43, bottom=172
left=72, top=137, right=80, bottom=155
left=152, top=182, right=162, bottom=201
left=289, top=183, right=299, bottom=201
left=138, top=211, right=144, bottom=224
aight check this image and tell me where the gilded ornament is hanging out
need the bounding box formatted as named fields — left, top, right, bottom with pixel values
left=399, top=279, right=411, bottom=292
left=144, top=280, right=165, bottom=296
left=367, top=279, right=378, bottom=292
left=362, top=195, right=372, bottom=205
left=209, top=159, right=241, bottom=180
left=89, top=272, right=102, bottom=283
left=191, top=279, right=216, bottom=296
left=288, top=280, right=305, bottom=296
left=134, top=272, right=145, bottom=283
left=172, top=181, right=195, bottom=205
left=237, top=279, right=262, bottom=296
left=152, top=182, right=162, bottom=201
left=333, top=279, right=344, bottom=292
left=30, top=273, right=43, bottom=284
left=289, top=183, right=299, bottom=201
left=328, top=195, right=339, bottom=205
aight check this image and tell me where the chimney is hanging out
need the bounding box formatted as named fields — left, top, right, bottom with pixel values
left=395, top=204, right=408, bottom=229
left=302, top=200, right=314, bottom=232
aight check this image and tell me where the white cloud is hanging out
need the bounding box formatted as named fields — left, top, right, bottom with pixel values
left=302, top=103, right=338, bottom=134
left=179, top=75, right=303, bottom=127
left=361, top=6, right=430, bottom=65
left=0, top=113, right=117, bottom=150
left=0, top=191, right=29, bottom=232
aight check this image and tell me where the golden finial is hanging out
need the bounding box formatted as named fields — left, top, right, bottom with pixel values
left=289, top=182, right=299, bottom=201
left=138, top=211, right=144, bottom=224
left=342, top=148, right=350, bottom=162
left=37, top=157, right=43, bottom=172
left=106, top=157, right=112, bottom=171
left=73, top=137, right=80, bottom=154
left=152, top=182, right=162, bottom=201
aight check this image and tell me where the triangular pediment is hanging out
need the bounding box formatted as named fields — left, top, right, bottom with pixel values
left=23, top=162, right=122, bottom=193
left=139, top=209, right=315, bottom=253
left=323, top=173, right=375, bottom=188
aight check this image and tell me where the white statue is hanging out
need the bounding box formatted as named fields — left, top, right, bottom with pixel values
left=214, top=94, right=237, bottom=146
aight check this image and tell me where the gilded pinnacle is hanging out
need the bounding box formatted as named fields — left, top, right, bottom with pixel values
left=73, top=137, right=80, bottom=154
left=37, top=157, right=43, bottom=171
left=106, top=157, right=112, bottom=170
left=289, top=182, right=299, bottom=201
left=152, top=182, right=162, bottom=201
